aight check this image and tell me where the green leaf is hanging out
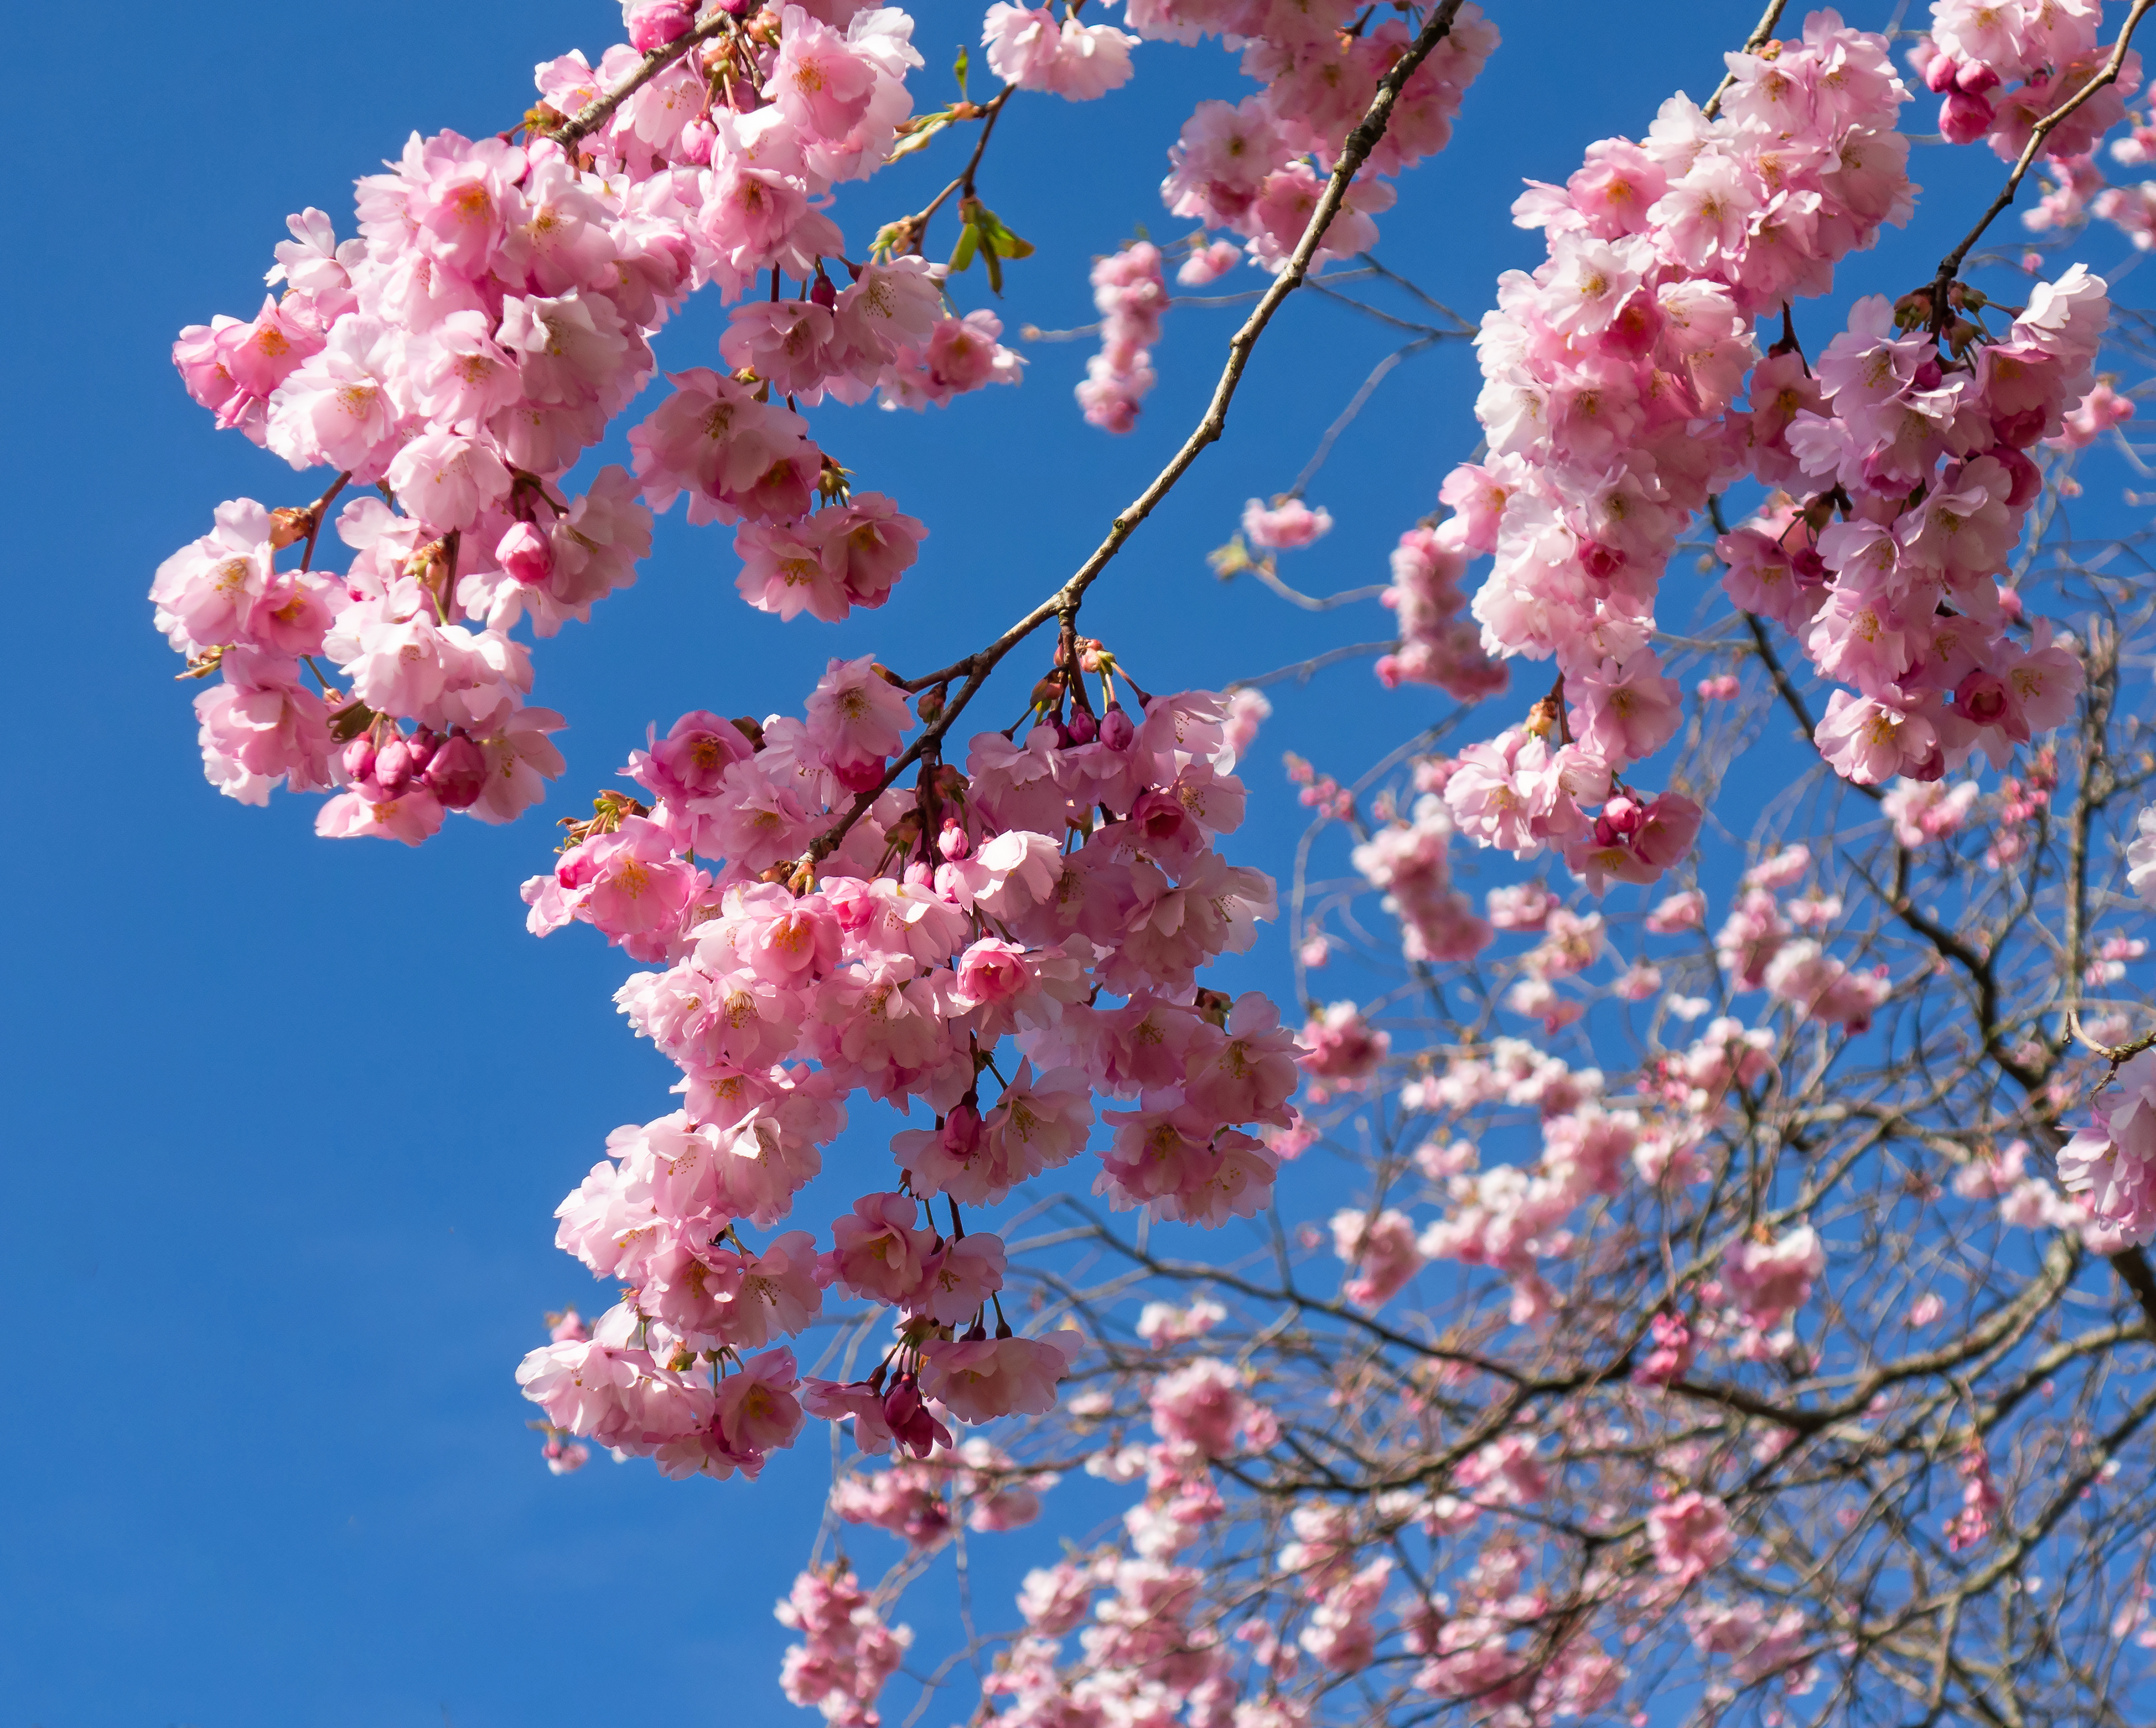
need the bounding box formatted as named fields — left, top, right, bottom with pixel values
left=984, top=243, right=1004, bottom=296
left=950, top=220, right=980, bottom=274
left=986, top=220, right=1034, bottom=260
left=953, top=44, right=969, bottom=97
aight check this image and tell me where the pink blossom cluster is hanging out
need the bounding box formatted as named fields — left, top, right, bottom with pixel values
left=1911, top=1, right=2138, bottom=158
left=1374, top=522, right=1508, bottom=700
left=518, top=676, right=1298, bottom=1475
left=1717, top=268, right=2105, bottom=787
left=1146, top=1, right=1499, bottom=273
left=157, top=2, right=1038, bottom=842
left=1400, top=13, right=1916, bottom=883
left=1077, top=241, right=1167, bottom=433
left=1329, top=1207, right=1423, bottom=1307
left=1348, top=791, right=1495, bottom=964
left=832, top=1436, right=1057, bottom=1546
left=775, top=1563, right=912, bottom=1726
left=983, top=3, right=1140, bottom=101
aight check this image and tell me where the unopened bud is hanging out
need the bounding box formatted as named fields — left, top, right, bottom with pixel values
left=1066, top=707, right=1098, bottom=745
left=496, top=520, right=552, bottom=586
left=269, top=505, right=315, bottom=550
left=943, top=1102, right=983, bottom=1154
left=938, top=819, right=971, bottom=859
left=916, top=688, right=945, bottom=725
left=830, top=753, right=889, bottom=795
left=1099, top=705, right=1136, bottom=751
left=809, top=269, right=838, bottom=309
left=374, top=735, right=418, bottom=798
left=425, top=731, right=487, bottom=809
left=1030, top=670, right=1066, bottom=713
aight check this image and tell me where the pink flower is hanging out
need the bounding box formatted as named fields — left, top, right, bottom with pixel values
left=1243, top=496, right=1334, bottom=550
left=384, top=431, right=513, bottom=533
left=1645, top=888, right=1706, bottom=933
left=766, top=6, right=881, bottom=143
left=821, top=1192, right=935, bottom=1304
left=918, top=1331, right=1081, bottom=1423
left=1722, top=1224, right=1825, bottom=1331
left=804, top=653, right=911, bottom=777
left=1648, top=1491, right=1732, bottom=1584
left=1148, top=1357, right=1253, bottom=1456
left=1176, top=238, right=1241, bottom=285
left=908, top=1231, right=1007, bottom=1325
left=1298, top=1000, right=1388, bottom=1083
left=1330, top=1209, right=1423, bottom=1308
left=713, top=1346, right=805, bottom=1461
left=2058, top=1049, right=2156, bottom=1245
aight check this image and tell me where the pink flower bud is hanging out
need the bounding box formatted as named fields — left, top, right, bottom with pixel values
left=830, top=754, right=889, bottom=795
left=1066, top=707, right=1099, bottom=745
left=1099, top=705, right=1136, bottom=750
left=1955, top=61, right=2001, bottom=96
left=1923, top=50, right=1960, bottom=94
left=938, top=819, right=971, bottom=859
left=881, top=1375, right=952, bottom=1459
left=943, top=1102, right=983, bottom=1155
left=425, top=732, right=487, bottom=809
left=374, top=735, right=418, bottom=797
left=496, top=520, right=553, bottom=587
left=341, top=738, right=377, bottom=783
left=809, top=271, right=838, bottom=309
left=623, top=0, right=695, bottom=52
left=1940, top=87, right=1996, bottom=146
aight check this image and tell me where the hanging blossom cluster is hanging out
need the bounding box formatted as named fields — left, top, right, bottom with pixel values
left=1052, top=0, right=1499, bottom=443
left=151, top=0, right=1506, bottom=1524
left=1387, top=14, right=1919, bottom=884
left=150, top=0, right=1035, bottom=842
left=517, top=663, right=1298, bottom=1479
left=1716, top=268, right=2104, bottom=785
left=1078, top=241, right=1167, bottom=433
left=1147, top=0, right=1496, bottom=273
left=1912, top=0, right=2139, bottom=157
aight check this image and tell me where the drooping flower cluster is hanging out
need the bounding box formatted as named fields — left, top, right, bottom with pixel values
left=984, top=3, right=1141, bottom=101
left=1077, top=241, right=1167, bottom=433
left=2060, top=1047, right=2156, bottom=1245
left=154, top=2, right=1001, bottom=842
left=1401, top=12, right=1915, bottom=881
left=1718, top=268, right=2104, bottom=785
left=1145, top=0, right=1498, bottom=272
left=775, top=1563, right=913, bottom=1726
left=1376, top=520, right=1509, bottom=699
left=517, top=667, right=1297, bottom=1475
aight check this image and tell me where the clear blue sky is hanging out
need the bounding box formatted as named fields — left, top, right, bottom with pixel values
left=0, top=3, right=2059, bottom=1724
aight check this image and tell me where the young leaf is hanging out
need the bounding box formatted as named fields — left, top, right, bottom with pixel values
left=953, top=44, right=970, bottom=97
left=950, top=219, right=980, bottom=274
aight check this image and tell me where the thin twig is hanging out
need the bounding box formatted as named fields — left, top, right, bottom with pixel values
left=1228, top=640, right=1400, bottom=691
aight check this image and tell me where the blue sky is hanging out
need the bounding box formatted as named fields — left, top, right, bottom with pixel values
left=0, top=2, right=2090, bottom=1724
